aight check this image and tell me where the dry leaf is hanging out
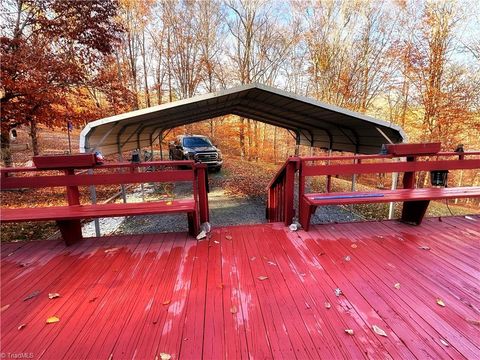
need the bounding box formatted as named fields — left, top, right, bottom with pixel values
left=466, top=318, right=480, bottom=326
left=258, top=276, right=269, bottom=281
left=230, top=306, right=237, bottom=314
left=440, top=339, right=449, bottom=347
left=104, top=247, right=119, bottom=253
left=18, top=323, right=27, bottom=330
left=225, top=235, right=233, bottom=240
left=351, top=244, right=358, bottom=249
left=46, top=316, right=60, bottom=324
left=250, top=257, right=256, bottom=261
left=166, top=201, right=173, bottom=206
left=162, top=300, right=171, bottom=306
left=217, top=283, right=224, bottom=289
left=196, top=230, right=207, bottom=240
left=334, top=288, right=343, bottom=297
left=267, top=261, right=277, bottom=266
left=372, top=325, right=387, bottom=337
left=394, top=283, right=401, bottom=290
left=48, top=293, right=60, bottom=299
left=344, top=256, right=351, bottom=262
left=1, top=304, right=10, bottom=312
left=419, top=245, right=430, bottom=251
left=213, top=240, right=220, bottom=244
left=345, top=329, right=354, bottom=335
left=324, top=302, right=331, bottom=309
left=436, top=298, right=446, bottom=307
left=23, top=290, right=40, bottom=301
left=160, top=353, right=171, bottom=360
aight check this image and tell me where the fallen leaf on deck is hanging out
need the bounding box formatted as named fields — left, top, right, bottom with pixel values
left=465, top=216, right=475, bottom=221
left=196, top=230, right=207, bottom=240
left=162, top=300, right=171, bottom=305
left=160, top=353, right=171, bottom=360
left=225, top=235, right=233, bottom=240
left=418, top=245, right=430, bottom=251
left=466, top=318, right=480, bottom=326
left=48, top=293, right=60, bottom=299
left=1, top=304, right=10, bottom=312
left=345, top=329, right=354, bottom=335
left=104, top=247, right=119, bottom=253
left=23, top=290, right=40, bottom=301
left=436, top=298, right=446, bottom=307
left=257, top=276, right=269, bottom=281
left=344, top=256, right=351, bottom=262
left=351, top=244, right=358, bottom=249
left=334, top=288, right=343, bottom=297
left=394, top=283, right=401, bottom=290
left=440, top=339, right=449, bottom=347
left=18, top=324, right=27, bottom=330
left=214, top=240, right=220, bottom=244
left=325, top=302, right=331, bottom=309
left=166, top=201, right=172, bottom=205
left=46, top=316, right=60, bottom=324
left=372, top=325, right=387, bottom=337
left=230, top=306, right=237, bottom=314
left=267, top=261, right=277, bottom=266
left=250, top=257, right=256, bottom=261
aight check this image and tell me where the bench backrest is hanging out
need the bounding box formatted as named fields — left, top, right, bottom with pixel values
left=0, top=160, right=197, bottom=190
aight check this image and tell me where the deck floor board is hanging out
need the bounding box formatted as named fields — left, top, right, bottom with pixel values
left=1, top=216, right=479, bottom=359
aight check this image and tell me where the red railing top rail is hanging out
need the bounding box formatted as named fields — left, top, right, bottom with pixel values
left=299, top=151, right=480, bottom=163
left=267, top=157, right=300, bottom=189
left=0, top=160, right=196, bottom=174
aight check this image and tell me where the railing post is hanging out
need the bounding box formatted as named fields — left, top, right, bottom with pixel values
left=283, top=158, right=298, bottom=225
left=195, top=163, right=209, bottom=223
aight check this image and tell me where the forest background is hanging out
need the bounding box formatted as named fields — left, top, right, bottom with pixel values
left=1, top=0, right=480, bottom=166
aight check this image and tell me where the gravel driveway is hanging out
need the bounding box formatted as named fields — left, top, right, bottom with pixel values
left=82, top=169, right=359, bottom=237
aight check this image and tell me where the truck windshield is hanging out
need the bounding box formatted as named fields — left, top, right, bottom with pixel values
left=183, top=137, right=212, bottom=147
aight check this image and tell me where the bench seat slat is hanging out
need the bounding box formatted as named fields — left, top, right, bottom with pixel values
left=1, top=199, right=196, bottom=222
left=305, top=186, right=480, bottom=206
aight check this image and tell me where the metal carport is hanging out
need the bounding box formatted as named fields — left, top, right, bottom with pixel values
left=79, top=83, right=406, bottom=156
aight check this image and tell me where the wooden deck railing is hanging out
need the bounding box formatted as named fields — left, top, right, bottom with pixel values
left=266, top=157, right=299, bottom=224
left=267, top=144, right=480, bottom=228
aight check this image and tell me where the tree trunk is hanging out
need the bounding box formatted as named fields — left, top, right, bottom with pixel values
left=141, top=30, right=151, bottom=108
left=273, top=126, right=277, bottom=164
left=247, top=119, right=252, bottom=161
left=1, top=127, right=12, bottom=166
left=239, top=117, right=245, bottom=158
left=29, top=116, right=40, bottom=155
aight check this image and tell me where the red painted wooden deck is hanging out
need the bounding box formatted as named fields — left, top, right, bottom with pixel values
left=1, top=216, right=479, bottom=359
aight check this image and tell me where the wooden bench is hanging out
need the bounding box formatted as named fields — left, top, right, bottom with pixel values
left=0, top=159, right=209, bottom=245
left=296, top=144, right=480, bottom=231
left=300, top=187, right=480, bottom=230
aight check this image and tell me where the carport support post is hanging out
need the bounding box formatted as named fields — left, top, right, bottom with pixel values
left=88, top=169, right=101, bottom=237
left=117, top=144, right=127, bottom=203
left=294, top=130, right=301, bottom=156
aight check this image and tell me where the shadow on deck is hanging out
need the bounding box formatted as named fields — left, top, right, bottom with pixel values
left=1, top=216, right=479, bottom=359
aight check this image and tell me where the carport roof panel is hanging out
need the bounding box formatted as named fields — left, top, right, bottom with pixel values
left=79, top=83, right=406, bottom=155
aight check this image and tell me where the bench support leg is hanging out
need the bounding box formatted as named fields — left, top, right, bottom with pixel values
left=299, top=201, right=316, bottom=231
left=401, top=200, right=430, bottom=225
left=187, top=212, right=199, bottom=237
left=57, top=220, right=83, bottom=246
